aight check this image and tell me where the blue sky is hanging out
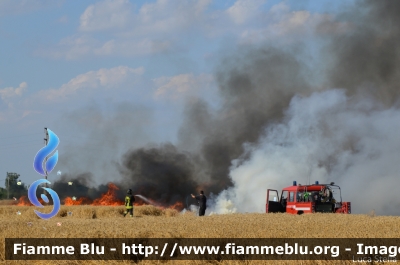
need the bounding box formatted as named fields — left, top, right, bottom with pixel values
left=0, top=0, right=350, bottom=187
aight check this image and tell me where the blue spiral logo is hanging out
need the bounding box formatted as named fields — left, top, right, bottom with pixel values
left=28, top=179, right=60, bottom=219
left=33, top=129, right=59, bottom=176
left=29, top=129, right=61, bottom=219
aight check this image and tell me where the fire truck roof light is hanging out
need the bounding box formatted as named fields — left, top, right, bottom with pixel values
left=293, top=181, right=297, bottom=186
left=315, top=181, right=319, bottom=184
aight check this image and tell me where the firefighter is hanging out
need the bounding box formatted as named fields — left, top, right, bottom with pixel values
left=297, top=192, right=302, bottom=202
left=303, top=191, right=310, bottom=202
left=191, top=191, right=207, bottom=216
left=123, top=189, right=135, bottom=217
left=321, top=187, right=332, bottom=203
left=311, top=191, right=320, bottom=202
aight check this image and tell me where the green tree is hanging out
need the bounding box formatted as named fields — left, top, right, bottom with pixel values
left=0, top=187, right=6, bottom=199
left=5, top=172, right=27, bottom=199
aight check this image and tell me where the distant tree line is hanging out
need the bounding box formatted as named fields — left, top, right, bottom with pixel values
left=0, top=172, right=28, bottom=200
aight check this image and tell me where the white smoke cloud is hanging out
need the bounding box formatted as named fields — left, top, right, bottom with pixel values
left=213, top=89, right=400, bottom=215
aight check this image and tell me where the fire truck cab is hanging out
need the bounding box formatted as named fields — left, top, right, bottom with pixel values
left=266, top=181, right=351, bottom=214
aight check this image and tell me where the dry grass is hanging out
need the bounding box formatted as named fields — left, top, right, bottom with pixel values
left=1, top=205, right=400, bottom=265
left=0, top=200, right=16, bottom=206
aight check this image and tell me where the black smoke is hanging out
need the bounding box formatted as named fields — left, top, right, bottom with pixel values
left=323, top=0, right=400, bottom=106
left=52, top=173, right=113, bottom=202
left=177, top=47, right=312, bottom=194
left=117, top=143, right=199, bottom=206
left=53, top=0, right=400, bottom=212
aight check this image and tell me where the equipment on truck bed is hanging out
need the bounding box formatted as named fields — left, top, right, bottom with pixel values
left=266, top=181, right=351, bottom=214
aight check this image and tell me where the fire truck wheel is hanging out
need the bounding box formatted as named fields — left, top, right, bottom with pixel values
left=297, top=210, right=304, bottom=215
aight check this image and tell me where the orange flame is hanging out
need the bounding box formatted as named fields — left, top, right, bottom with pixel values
left=63, top=196, right=91, bottom=206
left=169, top=201, right=184, bottom=211
left=15, top=183, right=184, bottom=210
left=16, top=196, right=31, bottom=206
left=16, top=195, right=46, bottom=206
left=91, top=183, right=124, bottom=206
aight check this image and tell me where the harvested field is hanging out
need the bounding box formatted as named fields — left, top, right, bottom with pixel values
left=0, top=200, right=16, bottom=206
left=1, top=205, right=400, bottom=265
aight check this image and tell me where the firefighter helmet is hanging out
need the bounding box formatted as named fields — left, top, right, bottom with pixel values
left=127, top=189, right=132, bottom=195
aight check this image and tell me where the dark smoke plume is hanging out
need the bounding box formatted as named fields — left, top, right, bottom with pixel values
left=52, top=173, right=113, bottom=201
left=117, top=143, right=199, bottom=206
left=324, top=0, right=400, bottom=106
left=178, top=48, right=312, bottom=194
left=122, top=48, right=313, bottom=198
left=53, top=0, right=400, bottom=215
left=213, top=0, right=400, bottom=215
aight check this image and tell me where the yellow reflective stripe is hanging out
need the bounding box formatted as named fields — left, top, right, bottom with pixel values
left=125, top=196, right=133, bottom=209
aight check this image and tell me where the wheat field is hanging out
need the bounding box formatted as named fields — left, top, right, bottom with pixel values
left=1, top=205, right=400, bottom=265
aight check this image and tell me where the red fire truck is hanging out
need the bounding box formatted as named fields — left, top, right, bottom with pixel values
left=266, top=181, right=351, bottom=214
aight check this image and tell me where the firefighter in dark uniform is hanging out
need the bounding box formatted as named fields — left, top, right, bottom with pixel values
left=123, top=189, right=135, bottom=217
left=191, top=191, right=207, bottom=216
